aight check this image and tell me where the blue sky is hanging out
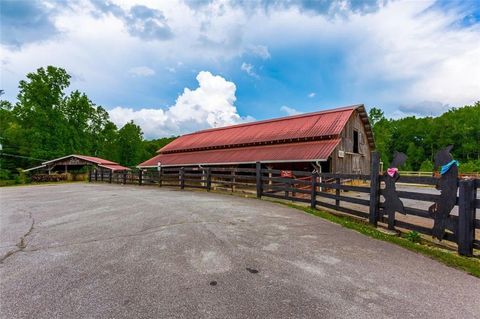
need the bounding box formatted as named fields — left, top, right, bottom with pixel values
left=1, top=0, right=479, bottom=138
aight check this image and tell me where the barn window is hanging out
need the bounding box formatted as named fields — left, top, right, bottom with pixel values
left=353, top=130, right=359, bottom=153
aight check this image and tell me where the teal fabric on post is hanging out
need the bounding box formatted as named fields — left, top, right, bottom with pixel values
left=440, top=160, right=459, bottom=175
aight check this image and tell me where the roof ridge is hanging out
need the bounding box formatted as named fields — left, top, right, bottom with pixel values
left=180, top=104, right=362, bottom=136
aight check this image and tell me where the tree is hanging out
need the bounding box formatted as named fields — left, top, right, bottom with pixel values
left=368, top=107, right=384, bottom=127
left=116, top=121, right=144, bottom=167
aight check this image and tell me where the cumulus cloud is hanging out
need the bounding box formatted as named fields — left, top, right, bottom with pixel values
left=280, top=106, right=302, bottom=116
left=108, top=71, right=253, bottom=138
left=129, top=66, right=155, bottom=77
left=241, top=62, right=259, bottom=78
left=91, top=1, right=172, bottom=40
left=398, top=101, right=450, bottom=116
left=0, top=0, right=58, bottom=47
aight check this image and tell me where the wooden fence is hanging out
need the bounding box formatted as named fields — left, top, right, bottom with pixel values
left=89, top=156, right=479, bottom=256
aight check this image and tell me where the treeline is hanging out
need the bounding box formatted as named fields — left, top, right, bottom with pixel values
left=369, top=103, right=480, bottom=172
left=0, top=66, right=175, bottom=180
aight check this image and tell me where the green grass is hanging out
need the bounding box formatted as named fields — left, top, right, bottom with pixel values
left=270, top=200, right=480, bottom=278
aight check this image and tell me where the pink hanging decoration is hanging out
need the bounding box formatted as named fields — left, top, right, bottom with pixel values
left=387, top=167, right=398, bottom=177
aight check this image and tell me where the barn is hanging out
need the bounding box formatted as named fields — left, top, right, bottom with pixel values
left=138, top=105, right=375, bottom=174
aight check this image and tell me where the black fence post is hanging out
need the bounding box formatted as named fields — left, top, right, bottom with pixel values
left=138, top=170, right=143, bottom=186
left=206, top=167, right=211, bottom=191
left=335, top=177, right=341, bottom=208
left=95, top=169, right=98, bottom=181
left=109, top=171, right=112, bottom=183
left=88, top=170, right=92, bottom=182
left=457, top=179, right=475, bottom=256
left=180, top=167, right=185, bottom=189
left=159, top=167, right=162, bottom=187
left=256, top=162, right=262, bottom=198
left=369, top=151, right=380, bottom=226
left=123, top=172, right=127, bottom=184
left=310, top=172, right=318, bottom=209
left=100, top=169, right=104, bottom=182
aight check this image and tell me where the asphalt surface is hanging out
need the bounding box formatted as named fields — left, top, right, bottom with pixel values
left=0, top=183, right=479, bottom=319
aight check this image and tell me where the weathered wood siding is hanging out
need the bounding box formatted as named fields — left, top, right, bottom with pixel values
left=331, top=110, right=372, bottom=174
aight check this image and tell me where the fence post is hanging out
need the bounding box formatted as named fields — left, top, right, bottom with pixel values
left=335, top=177, right=341, bottom=208
left=310, top=172, right=318, bottom=209
left=256, top=162, right=262, bottom=198
left=159, top=167, right=162, bottom=187
left=369, top=151, right=380, bottom=226
left=123, top=172, right=127, bottom=184
left=138, top=170, right=143, bottom=186
left=457, top=179, right=475, bottom=256
left=206, top=167, right=211, bottom=191
left=95, top=169, right=98, bottom=181
left=180, top=167, right=185, bottom=189
left=109, top=171, right=112, bottom=183
left=88, top=170, right=92, bottom=182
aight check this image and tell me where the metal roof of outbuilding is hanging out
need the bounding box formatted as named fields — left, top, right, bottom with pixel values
left=26, top=155, right=130, bottom=172
left=139, top=139, right=340, bottom=167
left=159, top=104, right=373, bottom=154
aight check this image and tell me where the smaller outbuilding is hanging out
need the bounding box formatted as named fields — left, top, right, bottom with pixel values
left=25, top=154, right=130, bottom=175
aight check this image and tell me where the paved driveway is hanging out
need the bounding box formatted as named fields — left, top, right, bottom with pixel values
left=0, top=184, right=479, bottom=318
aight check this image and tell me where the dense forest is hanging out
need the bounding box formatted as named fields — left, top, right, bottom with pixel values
left=369, top=103, right=480, bottom=172
left=0, top=66, right=479, bottom=183
left=0, top=66, right=175, bottom=181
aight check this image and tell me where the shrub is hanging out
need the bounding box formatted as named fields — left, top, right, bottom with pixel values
left=419, top=160, right=434, bottom=172
left=31, top=173, right=68, bottom=182
left=405, top=231, right=421, bottom=243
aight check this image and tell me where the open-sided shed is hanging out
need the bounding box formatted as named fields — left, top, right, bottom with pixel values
left=25, top=154, right=130, bottom=175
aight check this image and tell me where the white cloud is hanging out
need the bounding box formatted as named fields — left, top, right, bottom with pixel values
left=129, top=66, right=155, bottom=77
left=108, top=71, right=253, bottom=138
left=247, top=44, right=271, bottom=59
left=1, top=0, right=478, bottom=117
left=280, top=105, right=302, bottom=116
left=241, top=62, right=259, bottom=78
left=308, top=92, right=316, bottom=98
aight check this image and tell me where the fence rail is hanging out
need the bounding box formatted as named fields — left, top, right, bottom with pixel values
left=89, top=155, right=479, bottom=256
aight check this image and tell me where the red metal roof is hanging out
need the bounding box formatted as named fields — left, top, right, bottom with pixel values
left=74, top=155, right=117, bottom=165
left=160, top=105, right=359, bottom=153
left=99, top=164, right=131, bottom=171
left=139, top=139, right=340, bottom=167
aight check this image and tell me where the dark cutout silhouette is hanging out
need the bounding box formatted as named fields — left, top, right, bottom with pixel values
left=383, top=152, right=408, bottom=230
left=429, top=145, right=458, bottom=240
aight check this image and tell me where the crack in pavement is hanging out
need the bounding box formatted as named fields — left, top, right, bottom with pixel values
left=13, top=219, right=227, bottom=254
left=0, top=212, right=35, bottom=264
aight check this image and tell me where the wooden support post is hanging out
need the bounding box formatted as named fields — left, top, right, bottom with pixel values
left=100, top=169, right=104, bottom=182
left=335, top=177, right=341, bottom=208
left=88, top=170, right=92, bottom=182
left=206, top=167, right=211, bottom=191
left=180, top=167, right=185, bottom=189
left=369, top=151, right=380, bottom=226
left=310, top=172, right=318, bottom=209
left=256, top=162, right=262, bottom=198
left=95, top=169, right=98, bottom=181
left=457, top=179, right=475, bottom=256
left=138, top=170, right=143, bottom=186
left=231, top=169, right=235, bottom=192
left=123, top=172, right=127, bottom=184
left=109, top=170, right=112, bottom=183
